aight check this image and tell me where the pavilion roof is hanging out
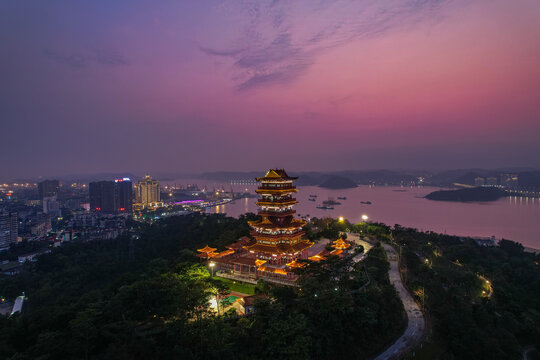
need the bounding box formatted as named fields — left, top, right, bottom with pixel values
left=249, top=218, right=306, bottom=230
left=256, top=169, right=298, bottom=182
left=308, top=254, right=326, bottom=262
left=245, top=241, right=313, bottom=255
left=214, top=256, right=258, bottom=266
left=332, top=238, right=351, bottom=249
left=240, top=293, right=268, bottom=307
left=197, top=245, right=217, bottom=253
left=255, top=259, right=267, bottom=266
left=213, top=249, right=235, bottom=258
left=257, top=265, right=288, bottom=275
left=226, top=236, right=253, bottom=250
left=196, top=251, right=218, bottom=258
left=286, top=260, right=306, bottom=268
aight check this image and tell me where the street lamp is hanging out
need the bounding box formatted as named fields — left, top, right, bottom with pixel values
left=209, top=261, right=215, bottom=277
left=338, top=216, right=344, bottom=222
left=361, top=214, right=368, bottom=222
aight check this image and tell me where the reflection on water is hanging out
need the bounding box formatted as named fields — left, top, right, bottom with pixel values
left=204, top=184, right=540, bottom=249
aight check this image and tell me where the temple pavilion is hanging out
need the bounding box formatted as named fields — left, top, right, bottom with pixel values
left=207, top=169, right=314, bottom=284
left=246, top=169, right=313, bottom=264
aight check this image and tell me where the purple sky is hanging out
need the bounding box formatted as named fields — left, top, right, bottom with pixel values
left=1, top=0, right=540, bottom=178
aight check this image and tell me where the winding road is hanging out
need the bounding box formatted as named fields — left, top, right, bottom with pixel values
left=374, top=243, right=425, bottom=360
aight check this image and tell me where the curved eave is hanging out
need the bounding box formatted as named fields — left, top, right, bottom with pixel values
left=255, top=188, right=297, bottom=194
left=256, top=200, right=297, bottom=207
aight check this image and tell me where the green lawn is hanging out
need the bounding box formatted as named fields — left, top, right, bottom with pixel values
left=213, top=276, right=256, bottom=295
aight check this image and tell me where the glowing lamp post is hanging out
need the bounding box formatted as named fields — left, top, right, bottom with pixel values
left=361, top=214, right=368, bottom=222
left=209, top=261, right=215, bottom=277
left=338, top=216, right=344, bottom=222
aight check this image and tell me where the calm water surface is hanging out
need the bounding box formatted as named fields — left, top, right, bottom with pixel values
left=206, top=185, right=540, bottom=249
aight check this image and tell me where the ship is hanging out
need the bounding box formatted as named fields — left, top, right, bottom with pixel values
left=316, top=205, right=334, bottom=210
left=322, top=197, right=341, bottom=206
left=337, top=196, right=347, bottom=200
left=308, top=198, right=316, bottom=201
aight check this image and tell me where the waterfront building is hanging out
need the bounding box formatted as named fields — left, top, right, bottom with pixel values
left=38, top=180, right=59, bottom=200
left=486, top=177, right=498, bottom=186
left=0, top=211, right=18, bottom=251
left=474, top=177, right=485, bottom=187
left=500, top=173, right=518, bottom=189
left=135, top=175, right=161, bottom=208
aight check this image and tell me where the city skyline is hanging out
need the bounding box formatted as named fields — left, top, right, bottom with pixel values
left=2, top=0, right=540, bottom=178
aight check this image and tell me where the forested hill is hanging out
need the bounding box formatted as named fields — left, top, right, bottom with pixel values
left=0, top=214, right=405, bottom=360
left=425, top=187, right=505, bottom=202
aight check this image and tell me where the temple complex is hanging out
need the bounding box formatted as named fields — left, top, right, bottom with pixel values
left=207, top=169, right=314, bottom=284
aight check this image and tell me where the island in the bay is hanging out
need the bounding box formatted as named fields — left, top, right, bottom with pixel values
left=425, top=186, right=505, bottom=202
left=318, top=175, right=358, bottom=189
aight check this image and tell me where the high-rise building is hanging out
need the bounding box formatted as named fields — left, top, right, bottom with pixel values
left=0, top=211, right=18, bottom=250
left=43, top=195, right=61, bottom=217
left=114, top=178, right=133, bottom=214
left=89, top=178, right=132, bottom=214
left=135, top=175, right=160, bottom=207
left=38, top=180, right=59, bottom=199
left=89, top=181, right=116, bottom=213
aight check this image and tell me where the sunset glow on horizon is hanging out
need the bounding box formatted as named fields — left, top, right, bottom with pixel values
left=1, top=0, right=540, bottom=177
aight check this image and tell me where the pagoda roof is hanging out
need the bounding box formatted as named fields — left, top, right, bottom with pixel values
left=196, top=251, right=218, bottom=258
left=239, top=293, right=268, bottom=307
left=308, top=254, right=326, bottom=262
left=332, top=238, right=351, bottom=250
left=249, top=231, right=305, bottom=240
left=257, top=265, right=288, bottom=275
left=255, top=188, right=297, bottom=194
left=249, top=218, right=307, bottom=230
left=213, top=249, right=235, bottom=258
left=197, top=245, right=217, bottom=253
left=286, top=260, right=307, bottom=268
left=214, top=256, right=258, bottom=266
left=226, top=237, right=253, bottom=250
left=245, top=241, right=313, bottom=254
left=256, top=169, right=298, bottom=182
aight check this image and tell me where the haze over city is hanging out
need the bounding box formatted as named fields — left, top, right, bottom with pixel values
left=2, top=0, right=540, bottom=178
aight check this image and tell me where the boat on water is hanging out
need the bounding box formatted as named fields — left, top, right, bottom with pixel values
left=309, top=194, right=317, bottom=198
left=316, top=205, right=334, bottom=210
left=323, top=197, right=341, bottom=206
left=337, top=196, right=347, bottom=200
left=360, top=201, right=372, bottom=204
left=308, top=198, right=316, bottom=201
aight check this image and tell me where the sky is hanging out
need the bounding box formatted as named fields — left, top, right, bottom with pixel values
left=1, top=0, right=540, bottom=178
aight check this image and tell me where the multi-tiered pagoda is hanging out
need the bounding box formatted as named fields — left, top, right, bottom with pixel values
left=203, top=169, right=313, bottom=284
left=245, top=169, right=313, bottom=264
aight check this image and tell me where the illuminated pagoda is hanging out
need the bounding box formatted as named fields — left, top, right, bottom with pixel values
left=207, top=169, right=313, bottom=284
left=246, top=169, right=313, bottom=265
